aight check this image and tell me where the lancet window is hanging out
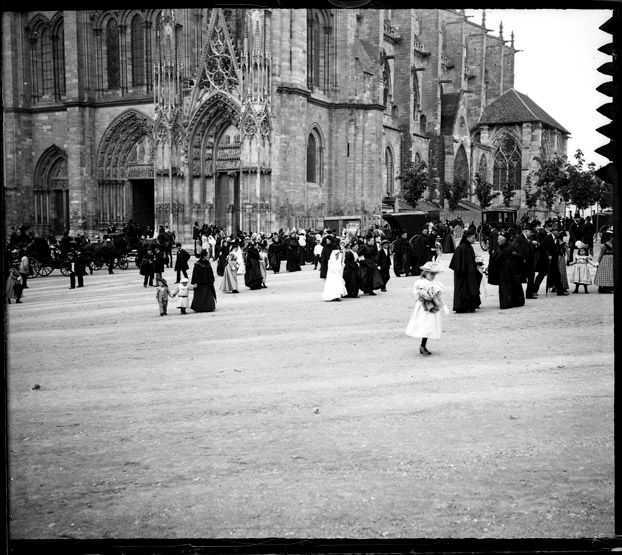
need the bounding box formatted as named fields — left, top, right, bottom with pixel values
left=131, top=14, right=145, bottom=87
left=306, top=128, right=323, bottom=184
left=28, top=14, right=65, bottom=101
left=385, top=146, right=395, bottom=194
left=307, top=10, right=332, bottom=92
left=106, top=18, right=120, bottom=89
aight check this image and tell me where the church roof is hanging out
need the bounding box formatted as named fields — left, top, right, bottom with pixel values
left=440, top=92, right=462, bottom=136
left=478, top=89, right=570, bottom=134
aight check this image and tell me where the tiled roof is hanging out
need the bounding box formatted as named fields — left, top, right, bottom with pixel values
left=478, top=89, right=570, bottom=134
left=441, top=92, right=462, bottom=136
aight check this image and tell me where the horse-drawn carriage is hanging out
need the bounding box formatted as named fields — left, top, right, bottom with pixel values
left=477, top=207, right=519, bottom=251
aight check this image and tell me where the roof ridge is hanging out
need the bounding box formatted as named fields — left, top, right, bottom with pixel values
left=513, top=89, right=538, bottom=121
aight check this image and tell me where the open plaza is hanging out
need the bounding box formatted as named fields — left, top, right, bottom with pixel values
left=6, top=244, right=614, bottom=539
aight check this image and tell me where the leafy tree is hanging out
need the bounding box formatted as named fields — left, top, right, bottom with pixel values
left=441, top=179, right=469, bottom=212
left=524, top=174, right=539, bottom=210
left=532, top=154, right=569, bottom=214
left=596, top=177, right=613, bottom=210
left=398, top=160, right=433, bottom=209
left=473, top=173, right=498, bottom=210
left=565, top=149, right=599, bottom=212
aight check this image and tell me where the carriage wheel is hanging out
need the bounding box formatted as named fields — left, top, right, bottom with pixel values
left=60, top=262, right=72, bottom=276
left=479, top=235, right=489, bottom=251
left=92, top=258, right=104, bottom=271
left=28, top=257, right=40, bottom=278
left=117, top=255, right=129, bottom=270
left=37, top=263, right=53, bottom=277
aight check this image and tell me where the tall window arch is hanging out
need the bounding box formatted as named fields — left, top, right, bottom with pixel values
left=106, top=18, right=120, bottom=89
left=40, top=27, right=54, bottom=96
left=412, top=71, right=419, bottom=120
left=307, top=10, right=332, bottom=91
left=493, top=135, right=522, bottom=191
left=385, top=146, right=395, bottom=194
left=131, top=14, right=145, bottom=87
left=478, top=154, right=488, bottom=183
left=34, top=146, right=69, bottom=233
left=420, top=114, right=427, bottom=134
left=306, top=128, right=323, bottom=184
left=454, top=145, right=469, bottom=188
left=383, top=58, right=391, bottom=108
left=51, top=18, right=65, bottom=98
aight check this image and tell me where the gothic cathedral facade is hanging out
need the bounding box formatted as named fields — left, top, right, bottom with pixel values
left=2, top=8, right=569, bottom=240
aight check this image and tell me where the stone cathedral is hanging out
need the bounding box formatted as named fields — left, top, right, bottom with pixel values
left=2, top=8, right=569, bottom=240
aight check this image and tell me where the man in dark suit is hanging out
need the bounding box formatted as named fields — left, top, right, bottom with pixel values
left=511, top=226, right=537, bottom=299
left=533, top=225, right=568, bottom=296
left=376, top=239, right=392, bottom=292
left=174, top=242, right=190, bottom=283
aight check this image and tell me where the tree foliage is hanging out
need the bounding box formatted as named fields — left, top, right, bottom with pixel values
left=442, top=179, right=469, bottom=212
left=532, top=154, right=569, bottom=212
left=473, top=173, right=498, bottom=210
left=501, top=181, right=517, bottom=207
left=565, top=149, right=599, bottom=211
left=398, top=160, right=433, bottom=209
left=523, top=174, right=539, bottom=210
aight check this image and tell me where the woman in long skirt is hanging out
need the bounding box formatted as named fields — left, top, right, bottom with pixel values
left=220, top=250, right=239, bottom=294
left=594, top=231, right=613, bottom=293
left=321, top=247, right=347, bottom=301
left=190, top=250, right=217, bottom=312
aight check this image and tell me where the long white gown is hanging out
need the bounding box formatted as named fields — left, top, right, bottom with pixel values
left=321, top=250, right=348, bottom=301
left=405, top=278, right=449, bottom=339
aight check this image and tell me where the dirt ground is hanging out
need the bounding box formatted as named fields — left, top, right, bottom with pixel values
left=6, top=244, right=614, bottom=539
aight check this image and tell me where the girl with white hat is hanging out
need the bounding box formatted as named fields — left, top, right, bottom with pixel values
left=567, top=241, right=598, bottom=294
left=405, top=261, right=449, bottom=355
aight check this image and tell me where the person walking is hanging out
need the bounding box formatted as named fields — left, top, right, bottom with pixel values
left=190, top=250, right=217, bottom=312
left=487, top=234, right=525, bottom=309
left=285, top=232, right=301, bottom=272
left=153, top=248, right=166, bottom=285
left=568, top=241, right=598, bottom=294
left=582, top=216, right=596, bottom=256
left=69, top=251, right=87, bottom=289
left=268, top=235, right=282, bottom=274
left=404, top=261, right=448, bottom=355
left=6, top=266, right=23, bottom=303
left=377, top=239, right=392, bottom=292
left=155, top=277, right=174, bottom=316
left=140, top=249, right=155, bottom=287
left=321, top=244, right=347, bottom=301
left=594, top=230, right=613, bottom=293
left=448, top=228, right=481, bottom=313
left=19, top=253, right=30, bottom=289
left=174, top=277, right=192, bottom=314
left=174, top=242, right=190, bottom=283
left=319, top=234, right=334, bottom=278
left=220, top=248, right=240, bottom=294
left=511, top=225, right=537, bottom=299
left=342, top=241, right=360, bottom=298
left=244, top=241, right=264, bottom=290
left=216, top=237, right=231, bottom=277
left=392, top=231, right=409, bottom=277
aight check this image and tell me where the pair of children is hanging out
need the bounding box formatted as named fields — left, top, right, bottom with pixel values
left=155, top=277, right=194, bottom=316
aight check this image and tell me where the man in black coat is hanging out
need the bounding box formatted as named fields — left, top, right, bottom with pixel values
left=392, top=231, right=409, bottom=277
left=69, top=251, right=87, bottom=288
left=582, top=216, right=596, bottom=256
left=174, top=242, right=190, bottom=283
left=449, top=229, right=482, bottom=312
left=511, top=226, right=537, bottom=299
left=376, top=239, right=392, bottom=292
left=411, top=228, right=430, bottom=276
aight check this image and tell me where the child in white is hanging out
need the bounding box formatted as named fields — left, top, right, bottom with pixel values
left=567, top=241, right=598, bottom=294
left=175, top=277, right=193, bottom=314
left=405, top=261, right=448, bottom=355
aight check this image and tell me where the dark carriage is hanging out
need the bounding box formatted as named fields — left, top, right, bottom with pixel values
left=478, top=207, right=519, bottom=251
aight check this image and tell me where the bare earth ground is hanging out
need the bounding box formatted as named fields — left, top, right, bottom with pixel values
left=6, top=244, right=614, bottom=539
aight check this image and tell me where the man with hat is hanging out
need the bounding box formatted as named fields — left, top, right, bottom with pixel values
left=377, top=239, right=392, bottom=292
left=174, top=242, right=190, bottom=283
left=511, top=224, right=537, bottom=299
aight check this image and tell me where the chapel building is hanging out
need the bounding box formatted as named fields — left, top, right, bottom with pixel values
left=2, top=8, right=570, bottom=239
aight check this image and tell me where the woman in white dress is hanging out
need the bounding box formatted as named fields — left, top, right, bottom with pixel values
left=321, top=245, right=348, bottom=302
left=405, top=261, right=449, bottom=355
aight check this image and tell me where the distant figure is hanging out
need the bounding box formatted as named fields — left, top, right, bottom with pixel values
left=155, top=277, right=174, bottom=316
left=190, top=250, right=216, bottom=312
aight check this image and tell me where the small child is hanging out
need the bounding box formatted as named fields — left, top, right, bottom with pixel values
left=155, top=277, right=174, bottom=316
left=404, top=261, right=449, bottom=355
left=567, top=241, right=598, bottom=294
left=313, top=235, right=323, bottom=270
left=174, top=277, right=193, bottom=314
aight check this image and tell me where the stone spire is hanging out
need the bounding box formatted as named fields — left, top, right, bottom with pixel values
left=499, top=21, right=504, bottom=41
left=511, top=31, right=515, bottom=48
left=482, top=9, right=486, bottom=28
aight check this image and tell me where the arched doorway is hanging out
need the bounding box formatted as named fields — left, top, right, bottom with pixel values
left=34, top=145, right=68, bottom=234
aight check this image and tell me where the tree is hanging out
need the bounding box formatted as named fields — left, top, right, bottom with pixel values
left=398, top=160, right=434, bottom=209
left=441, top=179, right=469, bottom=212
left=524, top=174, right=539, bottom=211
left=565, top=149, right=599, bottom=212
left=532, top=154, right=569, bottom=215
left=473, top=173, right=498, bottom=210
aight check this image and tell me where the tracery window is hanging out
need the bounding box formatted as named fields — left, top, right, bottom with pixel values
left=131, top=14, right=145, bottom=87
left=106, top=18, right=120, bottom=89
left=306, top=129, right=323, bottom=184
left=40, top=27, right=53, bottom=96
left=493, top=135, right=522, bottom=191
left=454, top=145, right=469, bottom=188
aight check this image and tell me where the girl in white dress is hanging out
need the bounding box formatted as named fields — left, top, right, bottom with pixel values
left=567, top=241, right=598, bottom=294
left=405, top=261, right=449, bottom=355
left=321, top=246, right=348, bottom=301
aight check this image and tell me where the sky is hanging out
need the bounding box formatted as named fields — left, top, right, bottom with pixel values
left=464, top=9, right=612, bottom=168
